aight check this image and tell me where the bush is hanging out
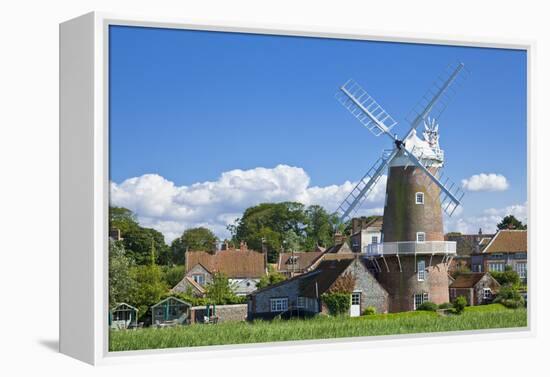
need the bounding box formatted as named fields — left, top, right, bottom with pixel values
left=416, top=301, right=438, bottom=312
left=363, top=306, right=377, bottom=315
left=321, top=293, right=351, bottom=316
left=438, top=302, right=453, bottom=310
left=494, top=285, right=525, bottom=308
left=453, top=296, right=467, bottom=314
left=490, top=268, right=521, bottom=288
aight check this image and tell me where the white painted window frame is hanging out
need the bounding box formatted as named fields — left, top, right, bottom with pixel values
left=270, top=297, right=289, bottom=312
left=415, top=192, right=425, bottom=204
left=416, top=232, right=426, bottom=242
left=417, top=260, right=426, bottom=281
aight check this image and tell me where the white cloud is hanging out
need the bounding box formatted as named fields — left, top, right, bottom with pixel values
left=445, top=202, right=527, bottom=234
left=461, top=173, right=509, bottom=192
left=110, top=164, right=387, bottom=242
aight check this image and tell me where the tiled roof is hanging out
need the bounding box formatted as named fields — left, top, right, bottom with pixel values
left=185, top=249, right=266, bottom=278
left=483, top=230, right=527, bottom=254
left=277, top=251, right=324, bottom=272
left=450, top=273, right=492, bottom=288
left=445, top=233, right=494, bottom=256
left=249, top=257, right=356, bottom=298
left=171, top=276, right=206, bottom=294
left=300, top=258, right=355, bottom=298
left=325, top=242, right=353, bottom=254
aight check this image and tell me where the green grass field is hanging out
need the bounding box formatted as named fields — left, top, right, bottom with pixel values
left=109, top=304, right=527, bottom=352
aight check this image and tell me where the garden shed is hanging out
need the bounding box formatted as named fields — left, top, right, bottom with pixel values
left=151, top=297, right=191, bottom=326
left=110, top=303, right=138, bottom=330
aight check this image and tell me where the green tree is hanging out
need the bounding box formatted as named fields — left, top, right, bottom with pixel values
left=161, top=265, right=186, bottom=288
left=256, top=271, right=287, bottom=289
left=204, top=273, right=240, bottom=304
left=130, top=242, right=168, bottom=316
left=302, top=205, right=338, bottom=250
left=108, top=240, right=136, bottom=307
left=109, top=206, right=171, bottom=265
left=171, top=227, right=218, bottom=263
left=497, top=215, right=527, bottom=230
left=228, top=202, right=308, bottom=262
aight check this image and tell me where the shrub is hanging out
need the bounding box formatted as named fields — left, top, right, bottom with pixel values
left=494, top=285, right=525, bottom=308
left=416, top=301, right=438, bottom=312
left=490, top=268, right=521, bottom=288
left=453, top=296, right=467, bottom=314
left=438, top=302, right=453, bottom=310
left=321, top=292, right=351, bottom=316
left=256, top=271, right=286, bottom=289
left=363, top=306, right=377, bottom=316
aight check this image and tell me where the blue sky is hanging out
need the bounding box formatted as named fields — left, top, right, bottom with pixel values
left=109, top=25, right=527, bottom=241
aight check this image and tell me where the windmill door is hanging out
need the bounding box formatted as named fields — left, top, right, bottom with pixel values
left=350, top=292, right=361, bottom=317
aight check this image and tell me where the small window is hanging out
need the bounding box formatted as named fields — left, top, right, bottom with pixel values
left=414, top=293, right=429, bottom=310
left=371, top=236, right=379, bottom=244
left=483, top=288, right=492, bottom=300
left=351, top=292, right=361, bottom=305
left=287, top=256, right=299, bottom=265
left=270, top=298, right=288, bottom=312
left=192, top=274, right=205, bottom=285
left=415, top=192, right=424, bottom=204
left=297, top=296, right=307, bottom=309
left=417, top=260, right=426, bottom=281
left=515, top=263, right=527, bottom=279
left=416, top=232, right=426, bottom=242
left=488, top=263, right=504, bottom=272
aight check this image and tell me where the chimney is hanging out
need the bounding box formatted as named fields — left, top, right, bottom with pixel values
left=334, top=231, right=345, bottom=245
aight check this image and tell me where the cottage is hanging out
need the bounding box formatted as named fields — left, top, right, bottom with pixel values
left=151, top=297, right=191, bottom=327
left=247, top=256, right=389, bottom=320
left=171, top=247, right=267, bottom=296
left=478, top=230, right=527, bottom=282
left=349, top=216, right=383, bottom=253
left=449, top=272, right=500, bottom=306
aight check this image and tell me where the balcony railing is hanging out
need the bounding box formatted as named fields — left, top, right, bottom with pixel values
left=365, top=241, right=456, bottom=256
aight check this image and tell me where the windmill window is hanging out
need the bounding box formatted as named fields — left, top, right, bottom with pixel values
left=415, top=192, right=425, bottom=204
left=416, top=232, right=426, bottom=243
left=417, top=260, right=426, bottom=281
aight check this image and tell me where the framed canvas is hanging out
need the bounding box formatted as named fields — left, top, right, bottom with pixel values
left=59, top=12, right=534, bottom=365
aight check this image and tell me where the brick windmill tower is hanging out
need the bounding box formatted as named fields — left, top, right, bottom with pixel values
left=334, top=63, right=467, bottom=312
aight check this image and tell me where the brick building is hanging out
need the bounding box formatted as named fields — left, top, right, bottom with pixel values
left=172, top=246, right=267, bottom=296
left=247, top=256, right=389, bottom=320
left=449, top=272, right=500, bottom=306
left=476, top=230, right=527, bottom=282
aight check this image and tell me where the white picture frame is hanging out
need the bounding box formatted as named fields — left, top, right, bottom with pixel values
left=59, top=11, right=535, bottom=365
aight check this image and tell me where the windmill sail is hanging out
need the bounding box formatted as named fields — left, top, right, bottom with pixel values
left=336, top=79, right=398, bottom=139
left=336, top=149, right=398, bottom=223
left=405, top=62, right=467, bottom=134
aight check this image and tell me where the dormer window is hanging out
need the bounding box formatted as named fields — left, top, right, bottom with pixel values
left=287, top=256, right=299, bottom=265
left=415, top=192, right=424, bottom=204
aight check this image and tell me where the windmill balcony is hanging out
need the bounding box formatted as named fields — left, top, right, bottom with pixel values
left=365, top=241, right=456, bottom=256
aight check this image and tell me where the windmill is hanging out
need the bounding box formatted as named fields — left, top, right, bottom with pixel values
left=334, top=62, right=467, bottom=312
